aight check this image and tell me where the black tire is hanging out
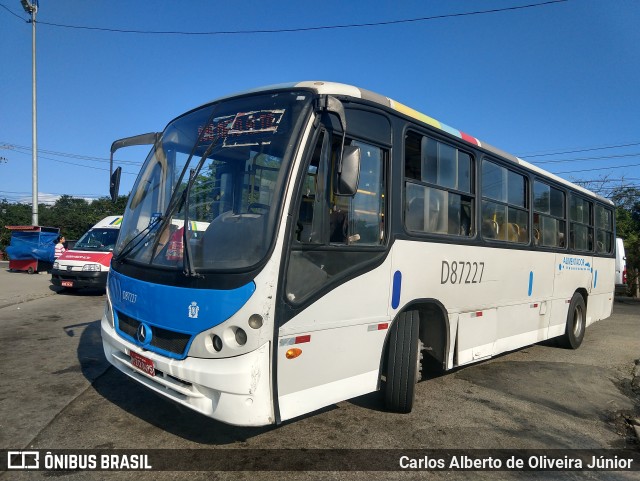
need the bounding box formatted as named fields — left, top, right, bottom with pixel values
left=384, top=310, right=422, bottom=413
left=559, top=293, right=586, bottom=349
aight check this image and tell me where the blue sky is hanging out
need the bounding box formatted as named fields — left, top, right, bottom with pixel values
left=1, top=0, right=639, bottom=204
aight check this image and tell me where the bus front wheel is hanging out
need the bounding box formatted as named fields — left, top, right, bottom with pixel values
left=384, top=310, right=422, bottom=413
left=560, top=293, right=586, bottom=349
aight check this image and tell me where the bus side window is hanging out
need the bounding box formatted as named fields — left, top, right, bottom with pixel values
left=569, top=194, right=593, bottom=251
left=533, top=180, right=566, bottom=248
left=404, top=131, right=474, bottom=237
left=481, top=159, right=528, bottom=244
left=594, top=204, right=613, bottom=254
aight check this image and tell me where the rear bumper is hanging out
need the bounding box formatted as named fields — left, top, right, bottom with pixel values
left=101, top=315, right=274, bottom=426
left=51, top=269, right=108, bottom=289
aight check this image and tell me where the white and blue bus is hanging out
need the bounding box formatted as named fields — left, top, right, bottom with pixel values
left=102, top=81, right=615, bottom=426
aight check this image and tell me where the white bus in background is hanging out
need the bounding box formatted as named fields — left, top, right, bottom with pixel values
left=51, top=215, right=122, bottom=290
left=102, top=82, right=616, bottom=426
left=615, top=238, right=627, bottom=295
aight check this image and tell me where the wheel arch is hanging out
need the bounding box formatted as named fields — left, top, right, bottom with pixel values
left=576, top=287, right=588, bottom=306
left=380, top=298, right=450, bottom=382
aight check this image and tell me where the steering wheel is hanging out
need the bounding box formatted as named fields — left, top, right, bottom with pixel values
left=248, top=203, right=270, bottom=214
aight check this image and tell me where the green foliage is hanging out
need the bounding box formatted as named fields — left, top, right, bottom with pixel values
left=612, top=187, right=640, bottom=282
left=0, top=195, right=128, bottom=257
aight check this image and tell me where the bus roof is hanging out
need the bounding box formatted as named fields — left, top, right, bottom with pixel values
left=204, top=81, right=611, bottom=205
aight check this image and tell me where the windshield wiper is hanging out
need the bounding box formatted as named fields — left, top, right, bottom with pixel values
left=112, top=215, right=163, bottom=263
left=182, top=168, right=200, bottom=277
left=180, top=134, right=223, bottom=277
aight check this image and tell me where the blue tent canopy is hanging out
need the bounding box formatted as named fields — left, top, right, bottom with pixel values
left=5, top=227, right=60, bottom=263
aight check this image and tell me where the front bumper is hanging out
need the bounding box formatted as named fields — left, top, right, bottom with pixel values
left=101, top=315, right=274, bottom=426
left=51, top=269, right=108, bottom=289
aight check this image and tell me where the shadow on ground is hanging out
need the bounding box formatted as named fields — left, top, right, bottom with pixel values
left=75, top=320, right=276, bottom=445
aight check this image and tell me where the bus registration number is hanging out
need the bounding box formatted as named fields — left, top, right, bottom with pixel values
left=130, top=351, right=155, bottom=376
left=441, top=260, right=484, bottom=285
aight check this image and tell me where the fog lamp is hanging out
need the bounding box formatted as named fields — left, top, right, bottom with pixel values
left=248, top=314, right=263, bottom=329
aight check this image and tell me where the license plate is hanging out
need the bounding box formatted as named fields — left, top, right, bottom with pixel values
left=61, top=281, right=74, bottom=287
left=130, top=351, right=155, bottom=376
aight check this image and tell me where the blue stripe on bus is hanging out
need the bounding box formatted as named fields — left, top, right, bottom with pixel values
left=391, top=271, right=402, bottom=309
left=594, top=270, right=598, bottom=288
left=109, top=270, right=255, bottom=359
left=528, top=271, right=534, bottom=296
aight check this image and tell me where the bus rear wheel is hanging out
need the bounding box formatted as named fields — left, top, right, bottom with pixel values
left=384, top=310, right=422, bottom=413
left=560, top=293, right=586, bottom=349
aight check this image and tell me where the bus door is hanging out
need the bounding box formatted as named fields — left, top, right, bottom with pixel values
left=277, top=117, right=391, bottom=422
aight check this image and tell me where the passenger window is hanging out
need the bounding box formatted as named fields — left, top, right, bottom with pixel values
left=481, top=160, right=528, bottom=243
left=595, top=204, right=613, bottom=254
left=569, top=195, right=593, bottom=251
left=404, top=131, right=474, bottom=237
left=533, top=181, right=566, bottom=248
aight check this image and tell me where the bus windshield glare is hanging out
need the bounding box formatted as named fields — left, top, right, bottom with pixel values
left=114, top=91, right=312, bottom=272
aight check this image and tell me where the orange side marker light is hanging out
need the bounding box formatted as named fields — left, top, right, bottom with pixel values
left=286, top=348, right=302, bottom=359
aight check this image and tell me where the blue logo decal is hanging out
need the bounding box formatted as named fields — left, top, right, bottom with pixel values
left=560, top=257, right=591, bottom=272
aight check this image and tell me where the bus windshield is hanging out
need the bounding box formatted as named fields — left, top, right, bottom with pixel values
left=115, top=91, right=312, bottom=272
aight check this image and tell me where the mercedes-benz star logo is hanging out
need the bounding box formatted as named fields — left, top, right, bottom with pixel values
left=136, top=324, right=148, bottom=344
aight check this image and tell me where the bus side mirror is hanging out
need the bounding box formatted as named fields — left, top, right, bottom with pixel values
left=110, top=167, right=122, bottom=203
left=109, top=132, right=159, bottom=203
left=335, top=145, right=361, bottom=196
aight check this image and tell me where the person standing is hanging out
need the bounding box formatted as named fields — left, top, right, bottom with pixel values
left=55, top=236, right=66, bottom=258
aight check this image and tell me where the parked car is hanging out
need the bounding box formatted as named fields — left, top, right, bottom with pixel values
left=50, top=216, right=122, bottom=290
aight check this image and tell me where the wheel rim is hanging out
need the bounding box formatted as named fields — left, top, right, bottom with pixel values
left=572, top=304, right=584, bottom=338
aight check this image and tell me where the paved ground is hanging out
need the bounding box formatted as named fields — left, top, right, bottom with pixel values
left=0, top=261, right=66, bottom=309
left=0, top=263, right=638, bottom=480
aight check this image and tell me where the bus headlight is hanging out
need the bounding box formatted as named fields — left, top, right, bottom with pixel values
left=53, top=262, right=59, bottom=270
left=83, top=263, right=101, bottom=272
left=235, top=328, right=247, bottom=346
left=211, top=335, right=223, bottom=352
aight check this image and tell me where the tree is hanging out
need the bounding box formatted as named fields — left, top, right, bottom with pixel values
left=0, top=195, right=128, bottom=259
left=611, top=187, right=640, bottom=293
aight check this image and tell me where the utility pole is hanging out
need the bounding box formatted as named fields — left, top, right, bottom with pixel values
left=20, top=0, right=38, bottom=226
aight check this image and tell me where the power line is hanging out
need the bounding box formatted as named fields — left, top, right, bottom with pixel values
left=551, top=162, right=640, bottom=175
left=531, top=152, right=640, bottom=165
left=1, top=142, right=142, bottom=165
left=518, top=141, right=640, bottom=158
left=1, top=1, right=569, bottom=36
left=4, top=147, right=138, bottom=175
left=573, top=178, right=640, bottom=184
left=39, top=156, right=138, bottom=175
left=0, top=3, right=23, bottom=21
